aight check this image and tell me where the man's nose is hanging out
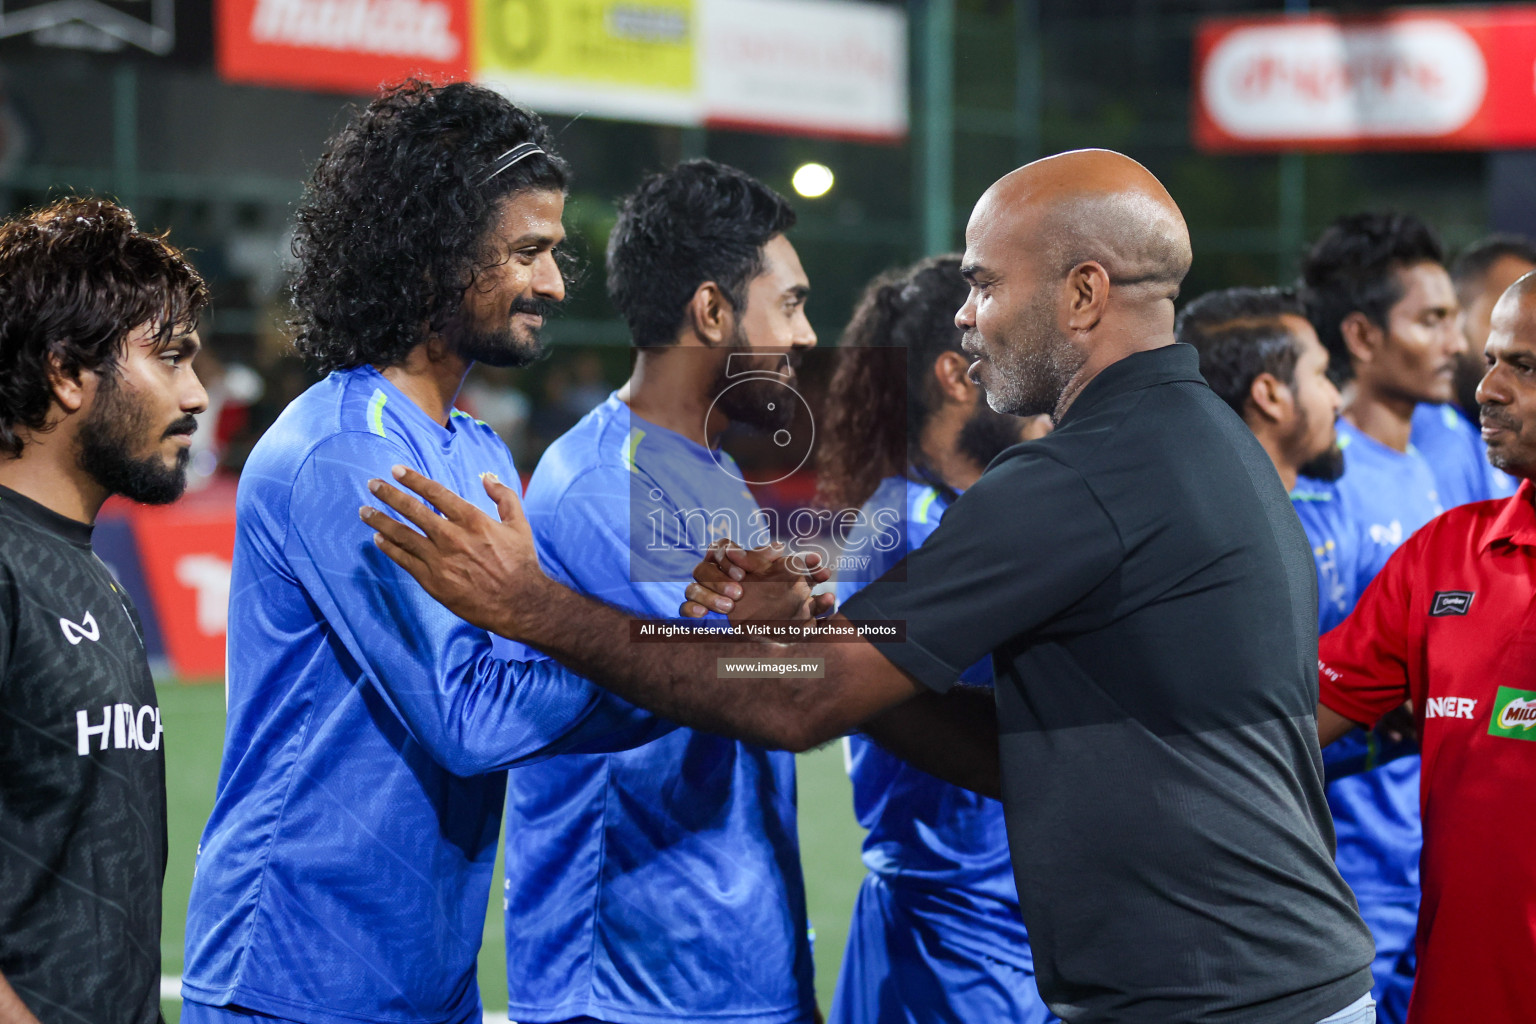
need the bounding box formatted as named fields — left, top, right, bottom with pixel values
left=1476, top=364, right=1509, bottom=407
left=534, top=251, right=566, bottom=303
left=956, top=294, right=977, bottom=330
left=184, top=369, right=210, bottom=417
left=793, top=317, right=817, bottom=349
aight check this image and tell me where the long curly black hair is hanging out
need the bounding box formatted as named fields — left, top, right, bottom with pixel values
left=0, top=197, right=208, bottom=458
left=815, top=254, right=968, bottom=512
left=290, top=79, right=570, bottom=373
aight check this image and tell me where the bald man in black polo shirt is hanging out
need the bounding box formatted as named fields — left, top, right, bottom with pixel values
left=364, top=150, right=1377, bottom=1024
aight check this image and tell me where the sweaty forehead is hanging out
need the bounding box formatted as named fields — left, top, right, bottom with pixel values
left=489, top=188, right=566, bottom=242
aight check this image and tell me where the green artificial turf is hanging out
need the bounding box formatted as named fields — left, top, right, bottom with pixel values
left=158, top=681, right=866, bottom=1021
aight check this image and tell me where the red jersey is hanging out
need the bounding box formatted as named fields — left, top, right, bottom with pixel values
left=1318, top=479, right=1536, bottom=1024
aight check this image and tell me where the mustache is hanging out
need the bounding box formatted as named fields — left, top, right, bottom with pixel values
left=961, top=329, right=984, bottom=355
left=162, top=415, right=198, bottom=439
left=511, top=296, right=557, bottom=319
left=1481, top=405, right=1520, bottom=431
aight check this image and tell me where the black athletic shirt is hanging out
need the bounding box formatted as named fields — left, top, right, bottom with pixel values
left=842, top=345, right=1375, bottom=1024
left=0, top=484, right=166, bottom=1024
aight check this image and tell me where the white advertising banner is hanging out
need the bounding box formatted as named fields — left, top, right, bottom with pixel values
left=473, top=0, right=908, bottom=139
left=1200, top=20, right=1487, bottom=143
left=701, top=0, right=908, bottom=140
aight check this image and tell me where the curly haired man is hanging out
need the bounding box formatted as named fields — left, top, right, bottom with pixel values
left=179, top=81, right=664, bottom=1024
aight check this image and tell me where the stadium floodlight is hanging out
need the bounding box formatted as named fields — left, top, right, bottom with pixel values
left=791, top=162, right=834, bottom=199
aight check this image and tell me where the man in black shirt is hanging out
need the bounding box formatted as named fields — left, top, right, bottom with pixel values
left=0, top=198, right=209, bottom=1024
left=365, top=150, right=1377, bottom=1024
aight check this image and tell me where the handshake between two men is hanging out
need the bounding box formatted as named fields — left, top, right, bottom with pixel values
left=361, top=465, right=1001, bottom=794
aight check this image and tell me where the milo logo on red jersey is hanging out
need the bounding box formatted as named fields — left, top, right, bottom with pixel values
left=1488, top=687, right=1536, bottom=741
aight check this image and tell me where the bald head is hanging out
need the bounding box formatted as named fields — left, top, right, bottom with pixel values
left=1497, top=267, right=1536, bottom=304
left=1488, top=270, right=1536, bottom=341
left=956, top=150, right=1195, bottom=421
left=973, top=149, right=1192, bottom=300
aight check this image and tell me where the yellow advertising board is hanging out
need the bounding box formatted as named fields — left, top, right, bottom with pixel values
left=475, top=0, right=697, bottom=122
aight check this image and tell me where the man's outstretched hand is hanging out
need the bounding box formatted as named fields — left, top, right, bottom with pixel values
left=680, top=540, right=835, bottom=623
left=360, top=466, right=545, bottom=639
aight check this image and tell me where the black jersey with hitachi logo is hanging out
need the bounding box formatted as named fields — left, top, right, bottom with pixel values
left=0, top=483, right=166, bottom=1024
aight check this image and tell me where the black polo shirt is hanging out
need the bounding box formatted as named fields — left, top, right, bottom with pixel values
left=841, top=344, right=1374, bottom=1024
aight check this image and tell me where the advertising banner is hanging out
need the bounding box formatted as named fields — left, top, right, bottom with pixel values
left=1194, top=7, right=1536, bottom=152
left=215, top=0, right=907, bottom=139
left=128, top=491, right=237, bottom=681
left=216, top=0, right=472, bottom=93
left=701, top=0, right=907, bottom=141
left=474, top=0, right=698, bottom=125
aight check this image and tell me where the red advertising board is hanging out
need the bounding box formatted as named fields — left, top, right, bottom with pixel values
left=127, top=485, right=238, bottom=681
left=217, top=0, right=471, bottom=93
left=1194, top=7, right=1536, bottom=153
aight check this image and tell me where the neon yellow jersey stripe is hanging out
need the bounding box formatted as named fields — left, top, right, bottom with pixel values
left=623, top=428, right=646, bottom=472
left=914, top=487, right=939, bottom=525
left=367, top=389, right=388, bottom=438
left=449, top=409, right=490, bottom=427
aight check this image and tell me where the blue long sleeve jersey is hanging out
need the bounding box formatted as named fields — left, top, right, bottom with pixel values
left=832, top=475, right=1032, bottom=967
left=182, top=368, right=662, bottom=1024
left=500, top=393, right=815, bottom=1024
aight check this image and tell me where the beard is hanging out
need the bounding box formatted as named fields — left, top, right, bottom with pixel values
left=75, top=372, right=195, bottom=505
left=970, top=288, right=1082, bottom=418
left=1287, top=404, right=1346, bottom=483
left=712, top=324, right=799, bottom=431
left=1297, top=443, right=1346, bottom=482
left=444, top=295, right=553, bottom=369
left=956, top=402, right=1024, bottom=467
left=1480, top=403, right=1532, bottom=475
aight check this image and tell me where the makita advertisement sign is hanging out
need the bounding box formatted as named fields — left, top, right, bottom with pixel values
left=217, top=0, right=470, bottom=93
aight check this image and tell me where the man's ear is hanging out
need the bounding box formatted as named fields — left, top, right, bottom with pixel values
left=931, top=350, right=973, bottom=404
left=685, top=282, right=734, bottom=347
left=1339, top=311, right=1383, bottom=367
left=48, top=355, right=90, bottom=416
left=1246, top=371, right=1292, bottom=426
left=1064, top=261, right=1110, bottom=332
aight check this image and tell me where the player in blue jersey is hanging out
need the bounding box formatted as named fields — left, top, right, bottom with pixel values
left=1450, top=235, right=1536, bottom=498
left=499, top=160, right=822, bottom=1024
left=1296, top=214, right=1473, bottom=1023
left=181, top=82, right=666, bottom=1024
left=814, top=255, right=1055, bottom=1024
